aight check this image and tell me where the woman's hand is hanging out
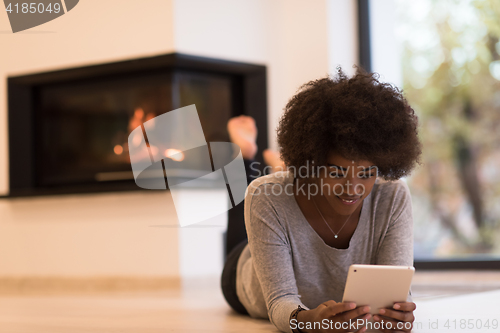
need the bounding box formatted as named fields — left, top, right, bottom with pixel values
left=296, top=300, right=372, bottom=332
left=372, top=302, right=416, bottom=332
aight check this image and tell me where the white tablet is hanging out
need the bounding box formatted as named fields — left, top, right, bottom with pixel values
left=342, top=264, right=415, bottom=315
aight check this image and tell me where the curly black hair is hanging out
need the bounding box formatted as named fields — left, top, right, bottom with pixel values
left=276, top=67, right=422, bottom=181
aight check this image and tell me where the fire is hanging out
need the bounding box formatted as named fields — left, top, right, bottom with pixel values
left=114, top=145, right=124, bottom=155
left=164, top=148, right=184, bottom=161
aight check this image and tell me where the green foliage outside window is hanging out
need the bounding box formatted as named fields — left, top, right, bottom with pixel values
left=396, top=0, right=500, bottom=257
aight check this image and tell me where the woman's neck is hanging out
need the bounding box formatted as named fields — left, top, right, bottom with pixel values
left=296, top=177, right=363, bottom=226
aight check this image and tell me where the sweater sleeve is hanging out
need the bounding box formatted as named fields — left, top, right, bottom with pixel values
left=375, top=180, right=414, bottom=303
left=244, top=182, right=309, bottom=333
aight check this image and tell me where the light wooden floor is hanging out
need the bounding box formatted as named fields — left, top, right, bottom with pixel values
left=1, top=272, right=500, bottom=333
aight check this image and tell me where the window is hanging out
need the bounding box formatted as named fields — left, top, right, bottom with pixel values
left=370, top=0, right=500, bottom=265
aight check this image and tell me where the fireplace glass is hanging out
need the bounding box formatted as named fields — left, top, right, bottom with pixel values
left=36, top=70, right=232, bottom=187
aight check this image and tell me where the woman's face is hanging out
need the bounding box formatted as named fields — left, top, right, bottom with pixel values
left=311, top=152, right=378, bottom=216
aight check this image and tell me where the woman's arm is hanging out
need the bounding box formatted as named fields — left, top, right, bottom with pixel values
left=375, top=180, right=414, bottom=271
left=244, top=181, right=376, bottom=332
left=244, top=182, right=308, bottom=332
left=374, top=180, right=416, bottom=332
left=243, top=182, right=371, bottom=333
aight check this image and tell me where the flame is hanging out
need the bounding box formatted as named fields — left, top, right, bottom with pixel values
left=134, top=107, right=144, bottom=119
left=164, top=148, right=184, bottom=161
left=114, top=145, right=124, bottom=155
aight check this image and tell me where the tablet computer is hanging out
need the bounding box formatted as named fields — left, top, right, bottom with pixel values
left=342, top=264, right=415, bottom=315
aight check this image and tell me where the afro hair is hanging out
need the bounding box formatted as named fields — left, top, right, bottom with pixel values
left=276, top=68, right=422, bottom=181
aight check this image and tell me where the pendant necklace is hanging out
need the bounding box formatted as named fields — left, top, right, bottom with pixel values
left=311, top=196, right=356, bottom=239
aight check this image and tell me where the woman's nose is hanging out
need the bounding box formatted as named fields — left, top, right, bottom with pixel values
left=340, top=176, right=364, bottom=196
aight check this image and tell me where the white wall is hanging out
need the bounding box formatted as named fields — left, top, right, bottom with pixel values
left=0, top=0, right=179, bottom=280
left=174, top=0, right=330, bottom=151
left=327, top=0, right=359, bottom=77
left=0, top=191, right=179, bottom=277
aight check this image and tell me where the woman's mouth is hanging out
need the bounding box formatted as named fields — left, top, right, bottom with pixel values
left=336, top=196, right=360, bottom=205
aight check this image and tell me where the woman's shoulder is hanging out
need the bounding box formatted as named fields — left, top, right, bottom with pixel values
left=244, top=171, right=295, bottom=220
left=245, top=171, right=293, bottom=198
left=372, top=177, right=411, bottom=196
left=243, top=172, right=296, bottom=236
left=369, top=177, right=412, bottom=220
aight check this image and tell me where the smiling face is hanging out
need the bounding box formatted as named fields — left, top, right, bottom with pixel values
left=311, top=151, right=378, bottom=216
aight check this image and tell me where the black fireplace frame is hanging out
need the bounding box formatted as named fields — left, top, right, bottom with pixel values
left=6, top=53, right=268, bottom=197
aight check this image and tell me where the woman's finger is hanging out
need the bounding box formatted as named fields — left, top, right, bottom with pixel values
left=330, top=312, right=371, bottom=333
left=378, top=308, right=415, bottom=323
left=373, top=314, right=413, bottom=332
left=350, top=312, right=372, bottom=331
left=373, top=314, right=400, bottom=328
left=392, top=302, right=417, bottom=312
left=322, top=301, right=356, bottom=317
left=321, top=300, right=338, bottom=308
left=342, top=306, right=371, bottom=322
left=355, top=325, right=368, bottom=333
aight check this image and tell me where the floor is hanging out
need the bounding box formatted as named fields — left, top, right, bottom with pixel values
left=1, top=272, right=500, bottom=333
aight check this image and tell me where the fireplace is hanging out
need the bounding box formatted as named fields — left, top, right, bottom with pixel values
left=8, top=53, right=267, bottom=196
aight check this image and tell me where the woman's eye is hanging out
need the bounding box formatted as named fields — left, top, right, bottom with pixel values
left=330, top=173, right=342, bottom=178
left=360, top=173, right=375, bottom=179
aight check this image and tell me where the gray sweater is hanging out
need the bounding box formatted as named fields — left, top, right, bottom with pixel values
left=236, top=171, right=414, bottom=333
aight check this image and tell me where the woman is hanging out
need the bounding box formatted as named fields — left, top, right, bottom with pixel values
left=224, top=114, right=286, bottom=257
left=221, top=69, right=422, bottom=333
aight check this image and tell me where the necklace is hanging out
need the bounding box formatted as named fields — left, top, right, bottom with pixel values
left=311, top=196, right=356, bottom=239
